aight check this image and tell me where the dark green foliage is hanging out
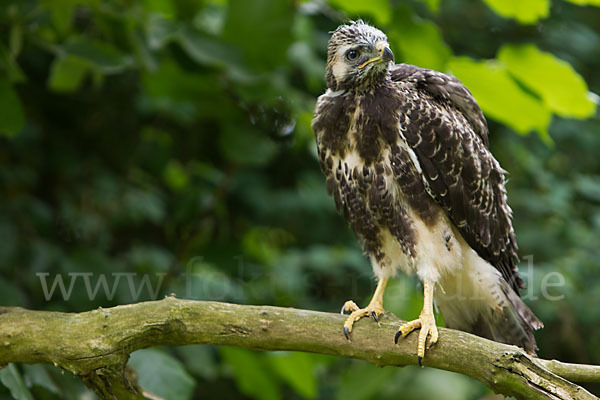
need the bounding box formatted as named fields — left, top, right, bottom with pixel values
left=0, top=0, right=599, bottom=398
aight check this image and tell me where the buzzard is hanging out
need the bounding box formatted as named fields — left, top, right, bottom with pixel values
left=312, top=21, right=542, bottom=364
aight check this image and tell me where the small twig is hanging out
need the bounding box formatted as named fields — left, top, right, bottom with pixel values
left=538, top=359, right=600, bottom=383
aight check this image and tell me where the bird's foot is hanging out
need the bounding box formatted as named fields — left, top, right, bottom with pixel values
left=394, top=312, right=438, bottom=367
left=340, top=300, right=385, bottom=340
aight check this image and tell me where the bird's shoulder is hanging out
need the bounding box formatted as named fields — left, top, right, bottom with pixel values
left=389, top=63, right=489, bottom=147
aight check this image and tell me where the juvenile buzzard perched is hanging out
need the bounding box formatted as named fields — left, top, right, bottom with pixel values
left=312, top=21, right=542, bottom=364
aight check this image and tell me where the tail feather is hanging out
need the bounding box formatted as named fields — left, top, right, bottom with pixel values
left=468, top=279, right=542, bottom=354
left=436, top=270, right=543, bottom=355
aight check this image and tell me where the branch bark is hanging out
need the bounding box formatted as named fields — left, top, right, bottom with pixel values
left=0, top=297, right=598, bottom=399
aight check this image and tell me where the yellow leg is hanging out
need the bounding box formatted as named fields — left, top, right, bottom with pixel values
left=395, top=280, right=439, bottom=367
left=341, top=277, right=388, bottom=339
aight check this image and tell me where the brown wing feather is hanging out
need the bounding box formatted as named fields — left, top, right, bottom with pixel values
left=391, top=64, right=523, bottom=292
left=391, top=64, right=489, bottom=146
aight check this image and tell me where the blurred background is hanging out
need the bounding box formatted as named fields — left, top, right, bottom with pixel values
left=1, top=0, right=599, bottom=399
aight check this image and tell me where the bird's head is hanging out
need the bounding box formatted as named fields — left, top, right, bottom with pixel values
left=326, top=21, right=394, bottom=92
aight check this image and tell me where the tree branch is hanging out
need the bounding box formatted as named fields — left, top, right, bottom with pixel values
left=1, top=298, right=598, bottom=399
left=538, top=360, right=600, bottom=384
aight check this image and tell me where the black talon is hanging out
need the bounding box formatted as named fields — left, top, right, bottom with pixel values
left=394, top=330, right=401, bottom=344
left=344, top=326, right=350, bottom=340
left=418, top=356, right=423, bottom=368
left=370, top=310, right=378, bottom=322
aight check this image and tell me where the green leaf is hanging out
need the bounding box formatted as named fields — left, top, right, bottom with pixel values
left=481, top=0, right=550, bottom=24
left=163, top=159, right=189, bottom=191
left=48, top=55, right=89, bottom=92
left=417, top=0, right=441, bottom=12
left=268, top=352, right=317, bottom=399
left=146, top=16, right=237, bottom=70
left=61, top=37, right=134, bottom=74
left=0, top=77, right=25, bottom=136
left=9, top=21, right=23, bottom=60
left=129, top=28, right=158, bottom=72
left=327, top=0, right=391, bottom=25
left=220, top=347, right=280, bottom=400
left=177, top=26, right=241, bottom=68
left=43, top=364, right=95, bottom=400
left=48, top=3, right=74, bottom=35
left=21, top=365, right=60, bottom=395
left=393, top=368, right=486, bottom=399
left=498, top=44, right=596, bottom=118
left=0, top=364, right=34, bottom=400
left=0, top=44, right=26, bottom=83
left=129, top=348, right=196, bottom=400
left=141, top=0, right=177, bottom=17
left=448, top=57, right=552, bottom=137
left=575, top=175, right=600, bottom=202
left=388, top=8, right=451, bottom=71
left=174, top=345, right=218, bottom=380
left=146, top=13, right=180, bottom=50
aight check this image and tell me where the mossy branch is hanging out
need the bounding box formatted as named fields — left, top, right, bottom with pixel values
left=1, top=298, right=598, bottom=399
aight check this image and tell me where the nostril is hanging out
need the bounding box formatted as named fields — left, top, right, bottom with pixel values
left=375, top=40, right=387, bottom=54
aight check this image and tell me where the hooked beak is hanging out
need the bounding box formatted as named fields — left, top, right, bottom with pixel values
left=357, top=41, right=395, bottom=69
left=381, top=46, right=395, bottom=63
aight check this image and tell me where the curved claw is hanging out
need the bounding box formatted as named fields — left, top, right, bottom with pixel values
left=394, top=329, right=402, bottom=344
left=418, top=356, right=423, bottom=368
left=428, top=335, right=438, bottom=349
left=344, top=326, right=350, bottom=340
left=341, top=300, right=360, bottom=315
left=370, top=310, right=379, bottom=322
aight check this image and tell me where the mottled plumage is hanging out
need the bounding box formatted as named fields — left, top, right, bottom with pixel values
left=313, top=21, right=542, bottom=356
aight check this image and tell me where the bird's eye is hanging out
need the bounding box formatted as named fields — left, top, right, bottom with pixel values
left=346, top=49, right=360, bottom=61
